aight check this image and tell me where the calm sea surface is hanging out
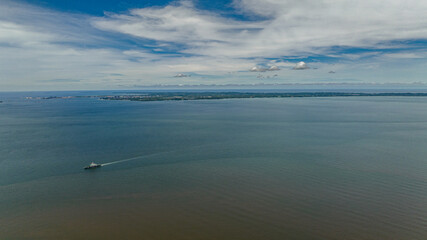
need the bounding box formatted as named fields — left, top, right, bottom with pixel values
left=0, top=92, right=426, bottom=240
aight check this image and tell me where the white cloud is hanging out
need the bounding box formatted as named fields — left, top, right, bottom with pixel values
left=93, top=0, right=427, bottom=59
left=268, top=66, right=280, bottom=71
left=0, top=1, right=253, bottom=89
left=174, top=73, right=190, bottom=77
left=249, top=65, right=280, bottom=72
left=1, top=0, right=427, bottom=90
left=382, top=52, right=426, bottom=59
left=0, top=21, right=53, bottom=46
left=93, top=1, right=263, bottom=48
left=292, top=61, right=309, bottom=70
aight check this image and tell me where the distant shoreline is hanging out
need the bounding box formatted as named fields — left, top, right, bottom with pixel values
left=25, top=92, right=427, bottom=102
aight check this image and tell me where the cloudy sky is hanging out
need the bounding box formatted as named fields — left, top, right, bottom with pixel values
left=1, top=0, right=427, bottom=90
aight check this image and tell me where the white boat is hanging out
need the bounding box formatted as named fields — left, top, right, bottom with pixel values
left=84, top=162, right=102, bottom=169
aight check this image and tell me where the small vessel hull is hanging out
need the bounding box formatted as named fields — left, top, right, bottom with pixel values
left=84, top=164, right=102, bottom=170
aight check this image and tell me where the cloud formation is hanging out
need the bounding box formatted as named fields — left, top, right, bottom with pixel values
left=93, top=0, right=427, bottom=59
left=293, top=62, right=309, bottom=70
left=174, top=73, right=191, bottom=77
left=249, top=66, right=280, bottom=72
left=1, top=0, right=427, bottom=90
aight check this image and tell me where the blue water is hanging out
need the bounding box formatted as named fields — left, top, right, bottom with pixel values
left=0, top=92, right=426, bottom=239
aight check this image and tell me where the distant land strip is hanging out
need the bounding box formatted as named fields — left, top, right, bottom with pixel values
left=101, top=92, right=427, bottom=101
left=26, top=92, right=427, bottom=102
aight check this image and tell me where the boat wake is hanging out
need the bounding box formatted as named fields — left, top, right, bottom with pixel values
left=100, top=151, right=169, bottom=166
left=97, top=143, right=218, bottom=168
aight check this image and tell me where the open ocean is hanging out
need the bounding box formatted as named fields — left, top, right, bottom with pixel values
left=0, top=91, right=426, bottom=240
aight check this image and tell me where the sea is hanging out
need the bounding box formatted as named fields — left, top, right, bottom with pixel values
left=0, top=91, right=426, bottom=240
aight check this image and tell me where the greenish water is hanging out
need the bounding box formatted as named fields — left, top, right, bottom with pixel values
left=0, top=93, right=426, bottom=239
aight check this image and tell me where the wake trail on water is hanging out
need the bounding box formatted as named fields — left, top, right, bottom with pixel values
left=98, top=142, right=223, bottom=167
left=101, top=152, right=164, bottom=166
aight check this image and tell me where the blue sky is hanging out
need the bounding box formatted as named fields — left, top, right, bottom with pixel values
left=1, top=0, right=427, bottom=90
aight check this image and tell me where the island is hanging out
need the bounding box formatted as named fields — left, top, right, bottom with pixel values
left=99, top=92, right=427, bottom=102
left=26, top=92, right=427, bottom=102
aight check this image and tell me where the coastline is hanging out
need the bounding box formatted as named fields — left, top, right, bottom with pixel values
left=24, top=92, right=427, bottom=102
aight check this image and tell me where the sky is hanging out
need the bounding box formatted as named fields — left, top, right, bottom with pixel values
left=1, top=0, right=427, bottom=90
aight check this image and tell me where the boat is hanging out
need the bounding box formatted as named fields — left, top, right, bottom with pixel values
left=84, top=162, right=102, bottom=170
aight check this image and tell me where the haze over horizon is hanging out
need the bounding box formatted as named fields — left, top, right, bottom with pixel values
left=1, top=0, right=427, bottom=90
